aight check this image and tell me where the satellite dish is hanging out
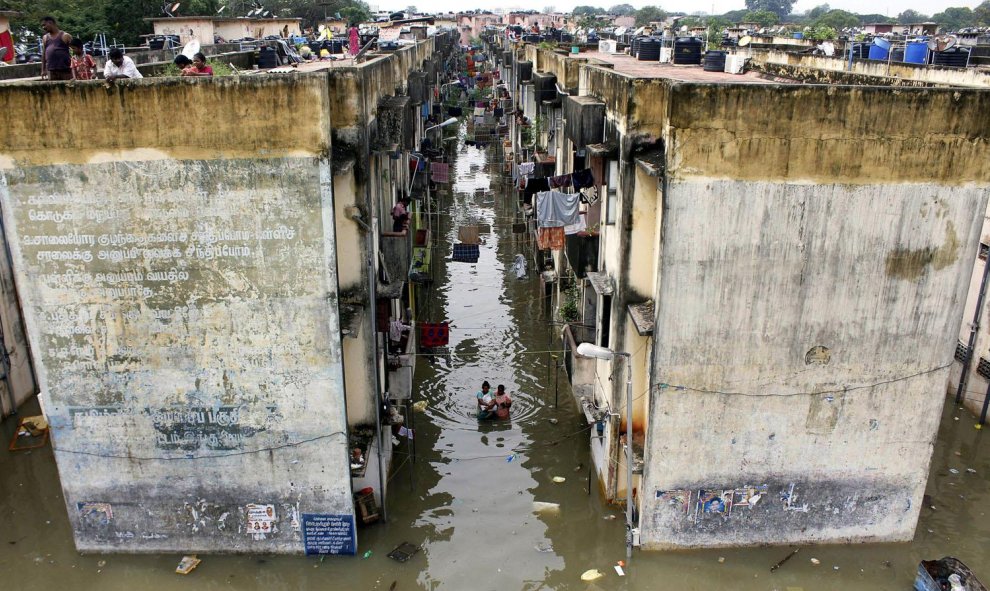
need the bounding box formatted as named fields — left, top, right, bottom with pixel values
left=171, top=3, right=181, bottom=13
left=181, top=39, right=200, bottom=58
left=927, top=34, right=957, bottom=51
left=738, top=35, right=751, bottom=47
left=679, top=25, right=687, bottom=32
left=820, top=41, right=835, bottom=56
left=614, top=26, right=626, bottom=35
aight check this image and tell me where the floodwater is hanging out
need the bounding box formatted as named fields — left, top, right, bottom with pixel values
left=2, top=126, right=990, bottom=590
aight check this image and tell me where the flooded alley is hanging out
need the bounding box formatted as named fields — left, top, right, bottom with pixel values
left=2, top=121, right=990, bottom=591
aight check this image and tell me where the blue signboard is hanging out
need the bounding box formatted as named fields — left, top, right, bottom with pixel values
left=301, top=513, right=356, bottom=555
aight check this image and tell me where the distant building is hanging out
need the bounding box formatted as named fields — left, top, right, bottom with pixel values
left=146, top=16, right=302, bottom=45
left=863, top=23, right=896, bottom=35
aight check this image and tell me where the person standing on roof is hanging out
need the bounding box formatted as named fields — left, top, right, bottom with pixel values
left=40, top=16, right=72, bottom=81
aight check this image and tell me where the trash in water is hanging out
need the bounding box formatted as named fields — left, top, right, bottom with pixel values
left=949, top=468, right=960, bottom=474
left=810, top=558, right=821, bottom=565
left=574, top=464, right=583, bottom=472
left=552, top=476, right=566, bottom=483
left=532, top=501, right=560, bottom=515
left=614, top=564, right=625, bottom=576
left=548, top=418, right=558, bottom=425
left=966, top=468, right=977, bottom=474
left=581, top=569, right=604, bottom=581
left=175, top=555, right=201, bottom=575
left=718, top=557, right=725, bottom=563
left=535, top=543, right=553, bottom=553
left=412, top=401, right=427, bottom=412
left=506, top=454, right=515, bottom=463
left=362, top=550, right=372, bottom=559
left=770, top=548, right=799, bottom=573
left=387, top=542, right=419, bottom=563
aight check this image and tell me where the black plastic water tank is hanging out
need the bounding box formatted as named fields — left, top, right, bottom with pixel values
left=517, top=60, right=533, bottom=82
left=931, top=47, right=970, bottom=67
left=630, top=36, right=642, bottom=57
left=257, top=47, right=279, bottom=68
left=638, top=38, right=661, bottom=61
left=890, top=47, right=905, bottom=62
left=703, top=50, right=727, bottom=71
left=673, top=37, right=703, bottom=65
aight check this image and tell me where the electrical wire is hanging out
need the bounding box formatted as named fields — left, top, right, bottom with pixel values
left=53, top=430, right=347, bottom=461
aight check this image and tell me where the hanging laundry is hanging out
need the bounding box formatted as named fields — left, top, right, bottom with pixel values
left=572, top=168, right=596, bottom=189
left=451, top=243, right=481, bottom=263
left=457, top=225, right=481, bottom=245
left=420, top=322, right=450, bottom=347
left=524, top=177, right=550, bottom=205
left=512, top=254, right=527, bottom=279
left=517, top=162, right=535, bottom=177
left=474, top=116, right=485, bottom=125
left=563, top=214, right=588, bottom=235
left=548, top=174, right=572, bottom=189
left=474, top=106, right=486, bottom=116
left=535, top=190, right=581, bottom=227
left=536, top=226, right=566, bottom=250
left=430, top=161, right=450, bottom=183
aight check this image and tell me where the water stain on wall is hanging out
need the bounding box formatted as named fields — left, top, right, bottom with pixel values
left=885, top=221, right=959, bottom=280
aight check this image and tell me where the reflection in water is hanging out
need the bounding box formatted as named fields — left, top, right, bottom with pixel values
left=1, top=124, right=989, bottom=590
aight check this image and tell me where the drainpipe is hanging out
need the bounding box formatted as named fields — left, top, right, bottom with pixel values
left=363, top=172, right=388, bottom=522
left=956, top=252, right=990, bottom=404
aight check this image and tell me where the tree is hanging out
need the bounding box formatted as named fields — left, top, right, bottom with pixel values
left=813, top=9, right=859, bottom=30
left=573, top=5, right=605, bottom=16
left=635, top=5, right=667, bottom=26
left=743, top=9, right=779, bottom=28
left=897, top=9, right=930, bottom=24
left=609, top=3, right=636, bottom=15
left=806, top=4, right=830, bottom=20
left=932, top=6, right=974, bottom=32
left=973, top=0, right=990, bottom=25
left=721, top=9, right=749, bottom=22
left=743, top=0, right=794, bottom=19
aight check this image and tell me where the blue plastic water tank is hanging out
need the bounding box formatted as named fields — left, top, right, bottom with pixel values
left=793, top=32, right=803, bottom=39
left=905, top=41, right=928, bottom=64
left=868, top=43, right=889, bottom=61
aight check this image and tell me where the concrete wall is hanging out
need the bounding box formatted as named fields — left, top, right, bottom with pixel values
left=641, top=83, right=990, bottom=549
left=0, top=76, right=357, bottom=554
left=751, top=50, right=990, bottom=88
left=0, top=219, right=37, bottom=418
left=151, top=18, right=216, bottom=46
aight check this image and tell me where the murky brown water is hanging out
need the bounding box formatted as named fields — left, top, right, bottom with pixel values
left=1, top=127, right=989, bottom=590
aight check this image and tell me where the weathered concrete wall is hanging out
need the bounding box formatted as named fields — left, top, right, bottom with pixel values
left=640, top=82, right=990, bottom=549
left=0, top=77, right=357, bottom=554
left=0, top=220, right=37, bottom=418
left=751, top=50, right=990, bottom=88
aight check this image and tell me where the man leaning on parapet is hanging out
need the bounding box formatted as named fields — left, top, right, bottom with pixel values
left=41, top=16, right=72, bottom=81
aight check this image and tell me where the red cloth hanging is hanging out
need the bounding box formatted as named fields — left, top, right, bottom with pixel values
left=420, top=322, right=450, bottom=347
left=0, top=31, right=13, bottom=63
left=537, top=227, right=565, bottom=250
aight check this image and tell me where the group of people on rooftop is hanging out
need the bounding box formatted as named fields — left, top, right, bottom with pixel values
left=39, top=15, right=211, bottom=82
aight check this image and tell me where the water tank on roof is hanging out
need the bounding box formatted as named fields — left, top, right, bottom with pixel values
left=905, top=41, right=928, bottom=64
left=703, top=50, right=727, bottom=71
left=672, top=37, right=703, bottom=65
left=931, top=47, right=970, bottom=67
left=637, top=38, right=661, bottom=61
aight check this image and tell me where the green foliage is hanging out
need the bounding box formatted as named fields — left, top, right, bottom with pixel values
left=896, top=9, right=930, bottom=24
left=813, top=9, right=859, bottom=30
left=577, top=14, right=610, bottom=30
left=977, top=1, right=990, bottom=26
left=743, top=9, right=780, bottom=28
left=3, top=0, right=372, bottom=46
left=634, top=5, right=667, bottom=26
left=559, top=284, right=580, bottom=323
left=805, top=4, right=830, bottom=20
left=932, top=6, right=975, bottom=31
left=744, top=0, right=794, bottom=19
left=609, top=4, right=636, bottom=16
left=573, top=5, right=605, bottom=16
left=806, top=25, right=837, bottom=40
left=157, top=59, right=236, bottom=77
left=722, top=9, right=749, bottom=22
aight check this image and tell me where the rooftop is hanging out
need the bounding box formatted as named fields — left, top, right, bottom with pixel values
left=574, top=50, right=793, bottom=84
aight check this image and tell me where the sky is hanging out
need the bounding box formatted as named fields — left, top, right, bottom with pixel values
left=389, top=0, right=983, bottom=17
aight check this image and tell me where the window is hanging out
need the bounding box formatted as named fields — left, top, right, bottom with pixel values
left=605, top=160, right=618, bottom=225
left=980, top=243, right=989, bottom=261
left=598, top=295, right=611, bottom=349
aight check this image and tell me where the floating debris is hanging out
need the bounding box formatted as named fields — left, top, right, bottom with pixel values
left=580, top=569, right=604, bottom=581
left=175, top=555, right=201, bottom=575
left=532, top=501, right=560, bottom=515
left=770, top=548, right=799, bottom=573
left=949, top=468, right=960, bottom=474
left=412, top=401, right=427, bottom=412
left=811, top=558, right=821, bottom=565
left=718, top=557, right=725, bottom=563
left=552, top=476, right=566, bottom=483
